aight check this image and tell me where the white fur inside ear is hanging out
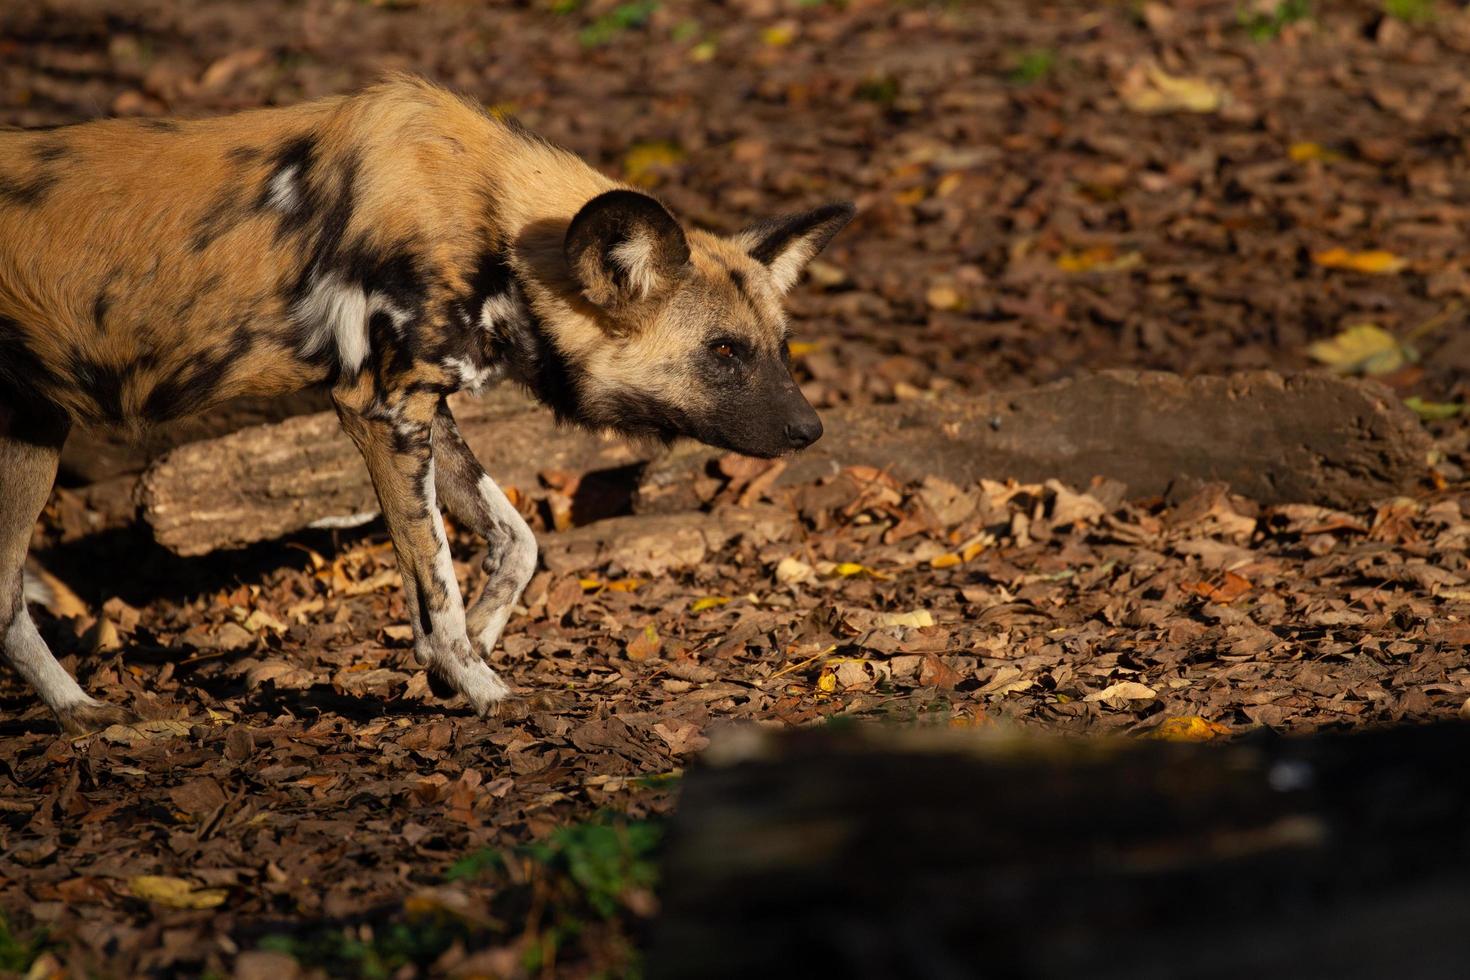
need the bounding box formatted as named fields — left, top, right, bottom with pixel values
left=609, top=231, right=662, bottom=300
left=764, top=239, right=818, bottom=293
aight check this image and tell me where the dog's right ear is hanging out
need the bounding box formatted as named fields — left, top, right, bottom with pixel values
left=564, top=190, right=691, bottom=311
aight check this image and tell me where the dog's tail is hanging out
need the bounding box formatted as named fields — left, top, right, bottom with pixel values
left=22, top=557, right=89, bottom=618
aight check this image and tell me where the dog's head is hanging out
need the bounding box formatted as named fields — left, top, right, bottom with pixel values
left=541, top=190, right=854, bottom=458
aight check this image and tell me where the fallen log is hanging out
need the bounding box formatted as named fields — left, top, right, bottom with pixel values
left=649, top=722, right=1470, bottom=979
left=139, top=370, right=1431, bottom=555
left=636, top=370, right=1433, bottom=512
left=140, top=388, right=638, bottom=556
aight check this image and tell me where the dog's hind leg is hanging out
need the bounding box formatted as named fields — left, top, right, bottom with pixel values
left=0, top=405, right=137, bottom=734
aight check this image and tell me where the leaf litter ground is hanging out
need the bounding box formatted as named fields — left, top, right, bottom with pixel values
left=3, top=0, right=1470, bottom=976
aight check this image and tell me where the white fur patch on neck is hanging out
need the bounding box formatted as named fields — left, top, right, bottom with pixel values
left=479, top=290, right=525, bottom=333
left=293, top=271, right=409, bottom=374
left=609, top=230, right=662, bottom=300
left=266, top=164, right=300, bottom=213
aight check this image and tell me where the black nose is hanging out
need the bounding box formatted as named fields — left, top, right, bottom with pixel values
left=784, top=415, right=823, bottom=450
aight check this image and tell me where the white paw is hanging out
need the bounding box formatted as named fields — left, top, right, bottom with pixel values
left=428, top=653, right=512, bottom=716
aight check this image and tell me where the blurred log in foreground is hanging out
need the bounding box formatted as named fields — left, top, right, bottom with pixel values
left=140, top=370, right=1432, bottom=555
left=650, top=723, right=1470, bottom=979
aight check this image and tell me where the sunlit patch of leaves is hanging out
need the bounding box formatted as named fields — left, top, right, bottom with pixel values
left=1237, top=0, right=1312, bottom=41
left=578, top=1, right=659, bottom=47
left=253, top=815, right=663, bottom=978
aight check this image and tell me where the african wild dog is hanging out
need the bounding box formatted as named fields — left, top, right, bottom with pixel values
left=0, top=76, right=853, bottom=734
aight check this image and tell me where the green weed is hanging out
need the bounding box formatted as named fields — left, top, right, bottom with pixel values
left=1008, top=49, right=1057, bottom=85
left=0, top=913, right=50, bottom=974
left=579, top=1, right=659, bottom=47
left=1384, top=0, right=1435, bottom=23
left=253, top=814, right=663, bottom=978
left=1237, top=0, right=1312, bottom=40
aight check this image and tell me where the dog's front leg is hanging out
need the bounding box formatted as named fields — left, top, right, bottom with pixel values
left=333, top=386, right=511, bottom=715
left=431, top=400, right=537, bottom=663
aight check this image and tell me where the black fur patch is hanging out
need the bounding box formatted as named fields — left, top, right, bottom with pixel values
left=0, top=172, right=56, bottom=207
left=32, top=140, right=70, bottom=164
left=138, top=119, right=180, bottom=133
left=226, top=145, right=263, bottom=165
left=190, top=185, right=249, bottom=253
left=744, top=201, right=856, bottom=267
left=66, top=354, right=131, bottom=422
left=0, top=316, right=60, bottom=423
left=564, top=190, right=690, bottom=300
left=261, top=134, right=321, bottom=235
left=140, top=324, right=253, bottom=422
left=92, top=289, right=109, bottom=330
left=415, top=579, right=434, bottom=637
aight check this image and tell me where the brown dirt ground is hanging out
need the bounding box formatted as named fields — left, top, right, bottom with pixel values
left=2, top=1, right=1469, bottom=977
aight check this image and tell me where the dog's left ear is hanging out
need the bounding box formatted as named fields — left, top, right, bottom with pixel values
left=736, top=201, right=856, bottom=293
left=565, top=190, right=690, bottom=310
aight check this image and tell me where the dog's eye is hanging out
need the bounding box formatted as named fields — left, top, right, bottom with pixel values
left=711, top=341, right=736, bottom=359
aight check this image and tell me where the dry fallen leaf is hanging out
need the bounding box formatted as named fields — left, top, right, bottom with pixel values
left=1306, top=323, right=1413, bottom=375
left=775, top=556, right=815, bottom=584
left=1288, top=141, right=1343, bottom=163
left=1084, top=681, right=1158, bottom=703
left=689, top=596, right=731, bottom=613
left=1056, top=246, right=1144, bottom=274
left=881, top=610, right=934, bottom=628
left=1152, top=716, right=1231, bottom=741
left=625, top=623, right=662, bottom=661
left=1119, top=61, right=1225, bottom=114
left=128, top=875, right=228, bottom=910
left=1182, top=571, right=1252, bottom=604
left=828, top=561, right=893, bottom=581
left=1311, top=248, right=1407, bottom=275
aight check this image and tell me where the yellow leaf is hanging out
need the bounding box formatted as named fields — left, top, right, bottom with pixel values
left=1311, top=247, right=1407, bottom=274
left=832, top=562, right=893, bottom=581
left=929, top=553, right=962, bottom=569
left=690, top=40, right=717, bottom=62
left=1153, top=716, right=1231, bottom=741
left=925, top=283, right=962, bottom=310
left=605, top=578, right=644, bottom=592
left=816, top=670, right=837, bottom=693
left=1119, top=61, right=1224, bottom=114
left=622, top=141, right=685, bottom=187
left=787, top=341, right=820, bottom=358
left=894, top=186, right=927, bottom=207
left=579, top=577, right=604, bottom=592
left=689, top=596, right=731, bottom=612
left=1403, top=396, right=1464, bottom=421
left=881, top=610, right=934, bottom=628
left=762, top=22, right=797, bottom=46
left=1306, top=323, right=1413, bottom=375
left=128, top=875, right=228, bottom=909
left=1056, top=246, right=1144, bottom=274
left=1288, top=141, right=1341, bottom=163
left=960, top=539, right=987, bottom=562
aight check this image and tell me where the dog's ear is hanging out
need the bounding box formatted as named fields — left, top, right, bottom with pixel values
left=735, top=202, right=855, bottom=293
left=564, top=190, right=690, bottom=310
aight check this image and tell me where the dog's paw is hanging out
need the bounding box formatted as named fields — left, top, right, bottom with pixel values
left=427, top=656, right=512, bottom=717
left=55, top=699, right=139, bottom=736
